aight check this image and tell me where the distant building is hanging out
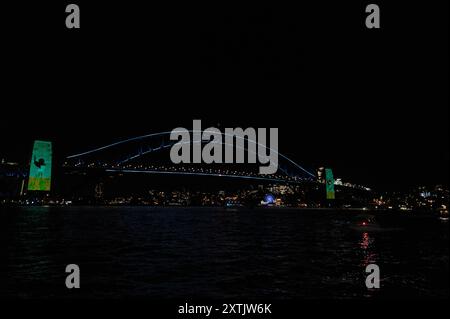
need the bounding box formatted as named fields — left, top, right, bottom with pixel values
left=317, top=167, right=325, bottom=183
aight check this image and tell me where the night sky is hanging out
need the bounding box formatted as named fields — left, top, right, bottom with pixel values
left=0, top=1, right=448, bottom=190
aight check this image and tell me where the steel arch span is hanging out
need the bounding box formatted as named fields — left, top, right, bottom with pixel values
left=64, top=130, right=316, bottom=183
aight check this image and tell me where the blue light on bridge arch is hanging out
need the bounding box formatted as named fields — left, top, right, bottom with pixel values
left=65, top=130, right=316, bottom=179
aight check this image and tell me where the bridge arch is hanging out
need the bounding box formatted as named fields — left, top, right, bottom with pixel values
left=65, top=130, right=315, bottom=181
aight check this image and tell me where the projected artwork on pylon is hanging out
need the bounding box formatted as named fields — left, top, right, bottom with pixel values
left=325, top=168, right=335, bottom=200
left=28, top=140, right=52, bottom=191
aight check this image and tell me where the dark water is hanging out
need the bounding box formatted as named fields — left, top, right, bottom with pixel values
left=0, top=206, right=448, bottom=299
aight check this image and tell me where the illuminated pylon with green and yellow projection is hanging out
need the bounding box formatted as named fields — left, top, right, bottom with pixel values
left=325, top=168, right=335, bottom=200
left=27, top=140, right=52, bottom=191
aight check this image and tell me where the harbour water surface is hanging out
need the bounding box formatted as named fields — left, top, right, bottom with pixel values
left=1, top=206, right=448, bottom=299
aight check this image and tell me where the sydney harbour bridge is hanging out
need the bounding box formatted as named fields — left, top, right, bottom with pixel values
left=2, top=130, right=372, bottom=205
left=63, top=130, right=317, bottom=184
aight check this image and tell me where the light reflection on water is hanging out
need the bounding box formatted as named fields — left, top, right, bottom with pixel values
left=360, top=232, right=377, bottom=267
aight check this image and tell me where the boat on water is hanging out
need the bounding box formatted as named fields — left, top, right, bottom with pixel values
left=350, top=214, right=384, bottom=232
